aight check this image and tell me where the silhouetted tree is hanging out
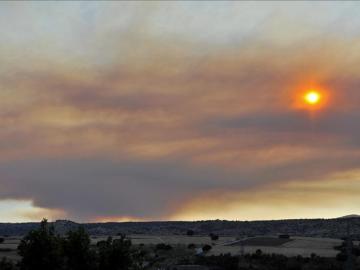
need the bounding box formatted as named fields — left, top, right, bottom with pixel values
left=97, top=235, right=133, bottom=270
left=62, top=227, right=96, bottom=270
left=18, top=219, right=62, bottom=270
left=16, top=220, right=142, bottom=270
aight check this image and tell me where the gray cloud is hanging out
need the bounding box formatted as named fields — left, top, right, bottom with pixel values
left=214, top=110, right=359, bottom=133
left=0, top=151, right=359, bottom=221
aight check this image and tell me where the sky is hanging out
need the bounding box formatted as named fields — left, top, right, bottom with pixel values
left=1, top=2, right=360, bottom=222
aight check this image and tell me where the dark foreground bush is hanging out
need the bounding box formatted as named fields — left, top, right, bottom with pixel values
left=196, top=253, right=239, bottom=270
left=62, top=227, right=96, bottom=270
left=195, top=252, right=343, bottom=270
left=18, top=219, right=63, bottom=270
left=0, top=258, right=16, bottom=270
left=16, top=219, right=137, bottom=270
left=97, top=235, right=133, bottom=270
left=202, top=244, right=212, bottom=252
left=209, top=233, right=219, bottom=241
left=155, top=243, right=173, bottom=251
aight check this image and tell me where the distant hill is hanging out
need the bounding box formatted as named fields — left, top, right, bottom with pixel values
left=337, top=214, right=360, bottom=219
left=1, top=218, right=360, bottom=239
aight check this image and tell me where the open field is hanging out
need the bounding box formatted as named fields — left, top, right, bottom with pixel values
left=0, top=234, right=343, bottom=261
left=212, top=236, right=342, bottom=257
left=126, top=235, right=342, bottom=258
left=128, top=235, right=235, bottom=246
left=232, top=236, right=293, bottom=246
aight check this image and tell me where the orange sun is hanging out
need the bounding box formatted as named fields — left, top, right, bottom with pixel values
left=292, top=85, right=329, bottom=111
left=304, top=90, right=321, bottom=105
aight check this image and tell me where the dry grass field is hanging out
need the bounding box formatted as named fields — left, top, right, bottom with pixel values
left=125, top=235, right=342, bottom=258
left=210, top=236, right=342, bottom=257
left=232, top=237, right=293, bottom=246
left=0, top=234, right=343, bottom=261
left=128, top=235, right=235, bottom=246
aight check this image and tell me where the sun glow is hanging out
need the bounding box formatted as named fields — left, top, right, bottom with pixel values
left=304, top=91, right=321, bottom=105
left=292, top=86, right=329, bottom=111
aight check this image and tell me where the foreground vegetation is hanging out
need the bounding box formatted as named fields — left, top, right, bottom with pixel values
left=0, top=219, right=140, bottom=270
left=0, top=219, right=359, bottom=270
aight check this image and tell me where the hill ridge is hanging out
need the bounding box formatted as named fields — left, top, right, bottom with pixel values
left=1, top=217, right=360, bottom=238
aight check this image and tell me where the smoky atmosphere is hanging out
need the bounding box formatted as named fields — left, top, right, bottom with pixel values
left=1, top=1, right=360, bottom=224
left=4, top=2, right=360, bottom=270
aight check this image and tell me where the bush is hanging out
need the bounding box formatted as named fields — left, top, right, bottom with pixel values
left=202, top=244, right=212, bottom=252
left=187, top=243, right=196, bottom=249
left=0, top=258, right=16, bottom=270
left=186, top=230, right=194, bottom=236
left=97, top=235, right=133, bottom=270
left=310, top=253, right=317, bottom=260
left=0, top=237, right=4, bottom=244
left=285, top=259, right=302, bottom=270
left=155, top=243, right=172, bottom=251
left=336, top=252, right=347, bottom=261
left=196, top=253, right=238, bottom=270
left=209, top=233, right=219, bottom=241
left=254, top=249, right=262, bottom=257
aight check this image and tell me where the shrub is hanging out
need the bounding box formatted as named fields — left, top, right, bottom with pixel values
left=97, top=235, right=133, bottom=270
left=196, top=253, right=238, bottom=270
left=0, top=258, right=16, bottom=270
left=202, top=244, right=212, bottom=252
left=209, top=233, right=219, bottom=241
left=255, top=249, right=262, bottom=256
left=336, top=252, right=347, bottom=261
left=155, top=243, right=172, bottom=251
left=310, top=253, right=317, bottom=260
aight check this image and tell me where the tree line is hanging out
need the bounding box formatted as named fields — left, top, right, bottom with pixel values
left=0, top=219, right=139, bottom=270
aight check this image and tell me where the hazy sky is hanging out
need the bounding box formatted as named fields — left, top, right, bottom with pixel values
left=1, top=2, right=360, bottom=222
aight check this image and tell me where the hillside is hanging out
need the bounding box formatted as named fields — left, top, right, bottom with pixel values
left=1, top=218, right=360, bottom=238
